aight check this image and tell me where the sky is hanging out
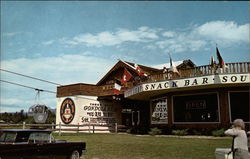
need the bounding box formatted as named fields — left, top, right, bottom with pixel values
left=0, top=1, right=249, bottom=112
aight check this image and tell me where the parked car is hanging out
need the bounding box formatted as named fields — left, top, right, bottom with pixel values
left=0, top=129, right=86, bottom=159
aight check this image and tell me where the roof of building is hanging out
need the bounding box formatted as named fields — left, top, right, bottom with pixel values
left=151, top=60, right=184, bottom=69
left=96, top=60, right=162, bottom=85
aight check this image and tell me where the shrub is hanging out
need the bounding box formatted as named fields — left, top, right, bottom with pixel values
left=126, top=128, right=138, bottom=134
left=212, top=128, right=225, bottom=137
left=172, top=129, right=188, bottom=136
left=137, top=127, right=149, bottom=134
left=190, top=129, right=202, bottom=135
left=149, top=127, right=162, bottom=135
left=126, top=128, right=132, bottom=134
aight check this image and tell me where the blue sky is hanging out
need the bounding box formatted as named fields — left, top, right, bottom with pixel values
left=1, top=1, right=249, bottom=112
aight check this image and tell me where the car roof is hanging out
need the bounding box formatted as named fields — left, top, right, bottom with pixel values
left=0, top=129, right=51, bottom=133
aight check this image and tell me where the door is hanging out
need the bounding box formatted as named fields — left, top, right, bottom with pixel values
left=122, top=110, right=132, bottom=127
left=132, top=111, right=140, bottom=126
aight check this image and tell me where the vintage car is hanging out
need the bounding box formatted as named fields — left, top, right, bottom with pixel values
left=0, top=129, right=86, bottom=159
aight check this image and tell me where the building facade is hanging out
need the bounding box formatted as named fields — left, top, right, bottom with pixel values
left=56, top=60, right=250, bottom=133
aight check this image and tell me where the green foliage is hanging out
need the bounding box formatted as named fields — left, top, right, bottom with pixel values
left=148, top=127, right=162, bottom=135
left=212, top=128, right=225, bottom=137
left=24, top=117, right=36, bottom=124
left=191, top=129, right=202, bottom=135
left=45, top=110, right=56, bottom=124
left=0, top=110, right=56, bottom=124
left=172, top=129, right=188, bottom=136
left=0, top=112, right=26, bottom=123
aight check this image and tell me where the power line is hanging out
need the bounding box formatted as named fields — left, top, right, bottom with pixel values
left=0, top=79, right=56, bottom=94
left=0, top=69, right=61, bottom=86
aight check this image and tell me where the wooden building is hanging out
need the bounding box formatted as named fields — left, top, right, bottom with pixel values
left=56, top=60, right=250, bottom=133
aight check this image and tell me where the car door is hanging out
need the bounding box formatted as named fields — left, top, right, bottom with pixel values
left=37, top=143, right=68, bottom=159
left=28, top=132, right=67, bottom=159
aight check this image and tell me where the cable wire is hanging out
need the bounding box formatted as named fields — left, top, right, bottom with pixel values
left=0, top=69, right=61, bottom=86
left=0, top=79, right=56, bottom=94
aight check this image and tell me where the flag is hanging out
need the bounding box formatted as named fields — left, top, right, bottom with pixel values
left=210, top=56, right=216, bottom=68
left=216, top=47, right=225, bottom=68
left=169, top=55, right=179, bottom=74
left=120, top=60, right=147, bottom=77
left=121, top=69, right=132, bottom=85
left=134, top=63, right=147, bottom=76
left=114, top=80, right=121, bottom=95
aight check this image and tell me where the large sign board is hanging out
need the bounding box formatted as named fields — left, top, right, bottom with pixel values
left=57, top=96, right=118, bottom=126
left=125, top=73, right=250, bottom=97
left=151, top=98, right=168, bottom=124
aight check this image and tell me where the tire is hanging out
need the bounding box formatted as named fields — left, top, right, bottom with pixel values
left=70, top=150, right=80, bottom=159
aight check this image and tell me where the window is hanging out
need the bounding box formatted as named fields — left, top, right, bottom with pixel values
left=173, top=93, right=219, bottom=123
left=0, top=132, right=16, bottom=142
left=28, top=132, right=53, bottom=143
left=151, top=98, right=168, bottom=124
left=229, top=91, right=250, bottom=122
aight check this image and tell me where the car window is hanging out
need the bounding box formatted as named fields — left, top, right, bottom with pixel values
left=28, top=132, right=51, bottom=143
left=0, top=132, right=17, bottom=142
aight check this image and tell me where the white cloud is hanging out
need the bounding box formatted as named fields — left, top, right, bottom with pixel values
left=42, top=40, right=55, bottom=46
left=0, top=98, right=33, bottom=106
left=59, top=21, right=248, bottom=52
left=155, top=37, right=207, bottom=53
left=195, top=21, right=249, bottom=43
left=1, top=54, right=114, bottom=84
left=162, top=31, right=176, bottom=38
left=152, top=21, right=249, bottom=53
left=2, top=32, right=33, bottom=38
left=1, top=54, right=115, bottom=111
left=61, top=26, right=159, bottom=47
left=2, top=32, right=21, bottom=37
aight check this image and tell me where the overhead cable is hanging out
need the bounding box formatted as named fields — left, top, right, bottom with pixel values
left=0, top=79, right=56, bottom=94
left=0, top=69, right=61, bottom=86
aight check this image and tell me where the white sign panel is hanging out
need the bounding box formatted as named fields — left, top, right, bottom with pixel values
left=125, top=73, right=250, bottom=97
left=56, top=96, right=119, bottom=126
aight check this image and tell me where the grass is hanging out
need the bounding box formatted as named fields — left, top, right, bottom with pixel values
left=54, top=133, right=233, bottom=159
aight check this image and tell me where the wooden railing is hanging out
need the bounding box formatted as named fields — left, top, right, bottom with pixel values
left=0, top=122, right=119, bottom=135
left=148, top=62, right=250, bottom=82
left=94, top=62, right=250, bottom=95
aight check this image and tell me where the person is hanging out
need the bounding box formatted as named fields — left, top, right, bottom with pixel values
left=225, top=119, right=250, bottom=159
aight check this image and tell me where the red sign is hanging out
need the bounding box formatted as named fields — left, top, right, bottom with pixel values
left=185, top=100, right=206, bottom=110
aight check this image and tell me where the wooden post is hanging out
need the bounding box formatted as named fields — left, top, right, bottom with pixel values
left=88, top=122, right=91, bottom=133
left=51, top=122, right=54, bottom=131
left=92, top=125, right=95, bottom=134
left=115, top=123, right=118, bottom=133
left=77, top=123, right=80, bottom=133
left=59, top=122, right=62, bottom=136
left=22, top=122, right=26, bottom=129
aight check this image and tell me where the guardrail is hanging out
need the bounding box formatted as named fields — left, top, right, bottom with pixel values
left=149, top=62, right=250, bottom=82
left=0, top=122, right=121, bottom=135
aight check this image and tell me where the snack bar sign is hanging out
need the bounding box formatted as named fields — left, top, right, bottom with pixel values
left=125, top=73, right=249, bottom=97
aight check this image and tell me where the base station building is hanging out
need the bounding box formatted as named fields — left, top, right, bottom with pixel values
left=56, top=60, right=250, bottom=133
